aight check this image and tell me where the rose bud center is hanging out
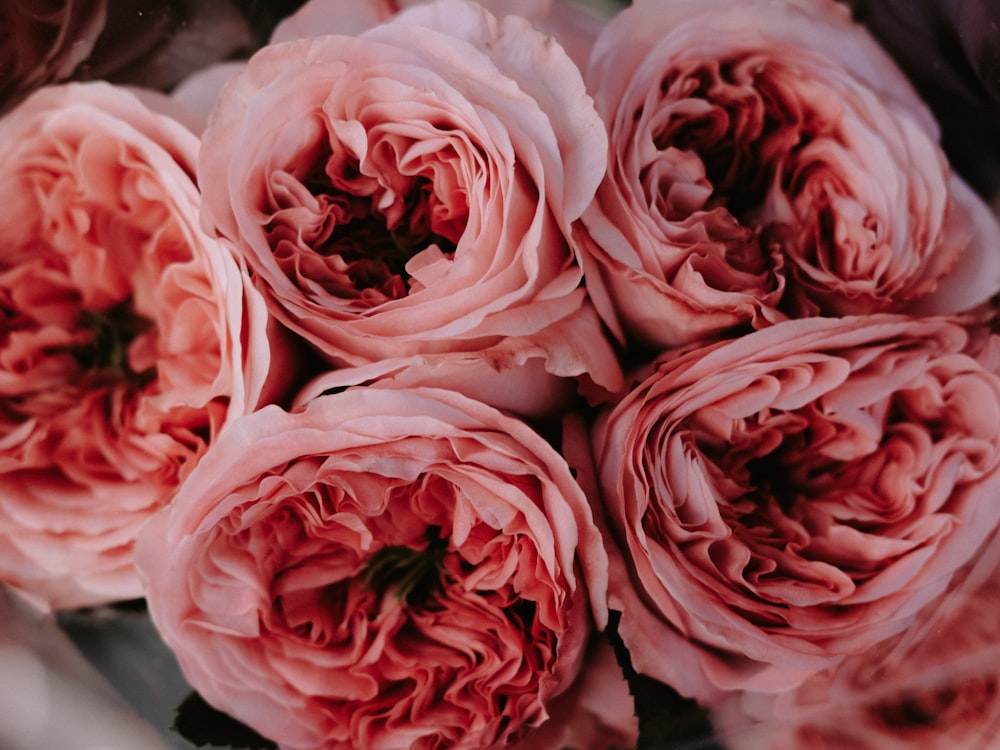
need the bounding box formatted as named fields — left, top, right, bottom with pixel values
left=653, top=56, right=795, bottom=221
left=71, top=299, right=156, bottom=387
left=267, top=130, right=468, bottom=309
left=362, top=525, right=450, bottom=607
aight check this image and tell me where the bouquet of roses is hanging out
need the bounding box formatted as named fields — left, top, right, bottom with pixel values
left=3, top=0, right=1000, bottom=748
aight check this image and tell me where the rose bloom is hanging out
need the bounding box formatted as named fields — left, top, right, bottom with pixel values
left=591, top=314, right=1000, bottom=703
left=0, top=81, right=277, bottom=610
left=136, top=386, right=614, bottom=750
left=578, top=0, right=1000, bottom=349
left=0, top=0, right=106, bottom=113
left=713, top=537, right=1000, bottom=750
left=197, top=0, right=622, bottom=416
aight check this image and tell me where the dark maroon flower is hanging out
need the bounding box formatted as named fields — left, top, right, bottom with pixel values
left=0, top=0, right=107, bottom=113
left=842, top=0, right=1000, bottom=196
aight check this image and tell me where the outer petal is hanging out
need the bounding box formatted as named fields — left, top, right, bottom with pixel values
left=270, top=0, right=606, bottom=73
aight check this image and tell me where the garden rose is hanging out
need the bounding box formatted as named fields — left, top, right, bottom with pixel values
left=713, top=536, right=1000, bottom=750
left=0, top=0, right=106, bottom=113
left=198, top=0, right=622, bottom=415
left=579, top=0, right=1000, bottom=348
left=0, top=82, right=278, bottom=609
left=591, top=314, right=1000, bottom=703
left=136, top=386, right=611, bottom=750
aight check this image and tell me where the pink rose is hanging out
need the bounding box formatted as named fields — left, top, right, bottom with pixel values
left=714, top=537, right=1000, bottom=750
left=578, top=0, right=1000, bottom=348
left=0, top=82, right=279, bottom=610
left=0, top=0, right=106, bottom=113
left=136, top=386, right=610, bottom=750
left=197, top=0, right=622, bottom=415
left=591, top=314, right=1000, bottom=703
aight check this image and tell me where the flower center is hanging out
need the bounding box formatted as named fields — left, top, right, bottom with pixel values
left=652, top=55, right=806, bottom=221
left=328, top=197, right=458, bottom=297
left=72, top=300, right=155, bottom=386
left=362, top=527, right=449, bottom=607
